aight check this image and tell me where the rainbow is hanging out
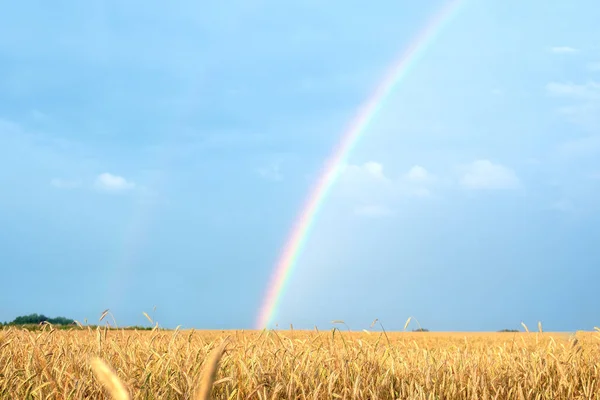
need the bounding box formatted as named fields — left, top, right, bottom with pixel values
left=255, top=0, right=465, bottom=330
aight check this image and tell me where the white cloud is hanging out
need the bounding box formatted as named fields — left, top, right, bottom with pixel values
left=341, top=162, right=435, bottom=193
left=558, top=135, right=600, bottom=158
left=341, top=161, right=390, bottom=183
left=405, top=165, right=432, bottom=182
left=550, top=46, right=579, bottom=54
left=546, top=81, right=600, bottom=100
left=363, top=161, right=384, bottom=178
left=460, top=160, right=519, bottom=190
left=403, top=165, right=435, bottom=197
left=338, top=161, right=393, bottom=208
left=337, top=161, right=394, bottom=218
left=336, top=162, right=436, bottom=217
left=546, top=81, right=600, bottom=131
left=50, top=178, right=80, bottom=189
left=558, top=103, right=600, bottom=129
left=94, top=173, right=135, bottom=191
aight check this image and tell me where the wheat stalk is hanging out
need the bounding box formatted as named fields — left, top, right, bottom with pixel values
left=194, top=339, right=229, bottom=400
left=90, top=357, right=130, bottom=400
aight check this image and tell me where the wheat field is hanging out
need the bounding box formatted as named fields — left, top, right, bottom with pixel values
left=0, top=325, right=599, bottom=399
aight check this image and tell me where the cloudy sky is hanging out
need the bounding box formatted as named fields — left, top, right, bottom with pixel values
left=1, top=0, right=599, bottom=331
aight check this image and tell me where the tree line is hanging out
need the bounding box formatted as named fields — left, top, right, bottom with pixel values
left=1, top=313, right=75, bottom=326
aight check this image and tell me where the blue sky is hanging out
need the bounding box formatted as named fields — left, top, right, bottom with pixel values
left=1, top=0, right=599, bottom=331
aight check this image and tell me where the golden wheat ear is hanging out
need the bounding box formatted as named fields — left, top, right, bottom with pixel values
left=194, top=339, right=229, bottom=400
left=90, top=357, right=131, bottom=400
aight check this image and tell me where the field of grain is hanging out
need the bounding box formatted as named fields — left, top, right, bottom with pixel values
left=0, top=326, right=599, bottom=399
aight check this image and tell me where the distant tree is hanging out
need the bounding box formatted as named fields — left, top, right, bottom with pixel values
left=498, top=329, right=519, bottom=333
left=10, top=314, right=74, bottom=326
left=49, top=316, right=75, bottom=325
left=412, top=328, right=429, bottom=332
left=12, top=313, right=46, bottom=325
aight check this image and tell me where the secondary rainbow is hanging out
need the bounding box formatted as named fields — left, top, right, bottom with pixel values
left=255, top=0, right=465, bottom=329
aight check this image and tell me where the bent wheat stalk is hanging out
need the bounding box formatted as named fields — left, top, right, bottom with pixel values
left=90, top=357, right=130, bottom=400
left=194, top=339, right=229, bottom=400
